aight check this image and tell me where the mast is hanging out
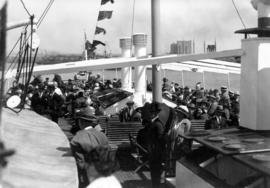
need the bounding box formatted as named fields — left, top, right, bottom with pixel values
left=84, top=31, right=88, bottom=60
left=0, top=0, right=6, bottom=138
left=151, top=0, right=162, bottom=102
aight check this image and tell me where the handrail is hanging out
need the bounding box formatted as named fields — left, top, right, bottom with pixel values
left=4, top=49, right=243, bottom=78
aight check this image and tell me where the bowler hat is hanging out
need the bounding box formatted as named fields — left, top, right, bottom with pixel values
left=188, top=103, right=196, bottom=109
left=126, top=101, right=134, bottom=106
left=221, top=86, right=227, bottom=90
left=216, top=105, right=224, bottom=113
left=207, top=95, right=216, bottom=100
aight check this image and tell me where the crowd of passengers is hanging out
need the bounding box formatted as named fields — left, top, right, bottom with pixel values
left=6, top=73, right=240, bottom=188
left=122, top=78, right=240, bottom=129
left=7, top=72, right=122, bottom=123
left=160, top=78, right=240, bottom=129
left=6, top=73, right=124, bottom=188
left=7, top=73, right=240, bottom=130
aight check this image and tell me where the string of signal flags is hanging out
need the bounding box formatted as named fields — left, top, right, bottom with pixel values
left=85, top=0, right=114, bottom=58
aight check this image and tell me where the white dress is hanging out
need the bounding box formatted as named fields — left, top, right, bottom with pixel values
left=87, top=175, right=122, bottom=188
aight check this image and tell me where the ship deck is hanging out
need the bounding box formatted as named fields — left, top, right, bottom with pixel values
left=1, top=107, right=175, bottom=188
left=59, top=117, right=175, bottom=188
left=2, top=108, right=78, bottom=188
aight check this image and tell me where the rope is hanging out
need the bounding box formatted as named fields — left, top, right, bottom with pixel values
left=6, top=28, right=27, bottom=73
left=37, top=0, right=55, bottom=28
left=5, top=0, right=55, bottom=73
left=231, top=0, right=250, bottom=38
left=19, top=0, right=31, bottom=16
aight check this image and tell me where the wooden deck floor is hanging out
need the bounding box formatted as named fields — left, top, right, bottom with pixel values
left=2, top=108, right=78, bottom=188
left=59, top=117, right=175, bottom=188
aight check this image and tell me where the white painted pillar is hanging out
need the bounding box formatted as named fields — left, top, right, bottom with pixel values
left=133, top=33, right=147, bottom=106
left=240, top=1, right=270, bottom=130
left=240, top=38, right=270, bottom=130
left=120, top=37, right=132, bottom=91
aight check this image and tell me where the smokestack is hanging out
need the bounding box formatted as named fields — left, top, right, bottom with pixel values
left=236, top=0, right=270, bottom=37
left=119, top=37, right=132, bottom=91
left=133, top=33, right=147, bottom=106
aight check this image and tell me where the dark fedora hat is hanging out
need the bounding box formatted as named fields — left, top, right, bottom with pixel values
left=207, top=95, right=217, bottom=100
left=200, top=98, right=209, bottom=105
left=188, top=103, right=196, bottom=109
left=220, top=86, right=227, bottom=90
left=126, top=101, right=134, bottom=106
left=215, top=105, right=224, bottom=113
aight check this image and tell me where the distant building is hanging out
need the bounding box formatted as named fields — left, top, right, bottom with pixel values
left=207, top=45, right=216, bottom=52
left=204, top=40, right=217, bottom=53
left=170, top=40, right=195, bottom=54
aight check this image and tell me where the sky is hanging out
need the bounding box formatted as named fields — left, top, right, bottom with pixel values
left=6, top=0, right=257, bottom=56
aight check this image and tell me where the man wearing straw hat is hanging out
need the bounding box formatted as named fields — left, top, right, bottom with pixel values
left=205, top=105, right=229, bottom=129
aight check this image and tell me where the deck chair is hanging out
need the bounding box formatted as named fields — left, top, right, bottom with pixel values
left=129, top=134, right=149, bottom=173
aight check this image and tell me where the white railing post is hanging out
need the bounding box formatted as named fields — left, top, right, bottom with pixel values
left=120, top=37, right=132, bottom=91
left=133, top=33, right=147, bottom=106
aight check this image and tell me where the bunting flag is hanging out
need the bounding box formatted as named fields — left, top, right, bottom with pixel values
left=92, top=40, right=106, bottom=47
left=101, top=0, right=114, bottom=5
left=98, top=11, right=113, bottom=21
left=85, top=40, right=105, bottom=52
left=95, top=26, right=106, bottom=35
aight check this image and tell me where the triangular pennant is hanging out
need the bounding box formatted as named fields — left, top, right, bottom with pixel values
left=93, top=40, right=106, bottom=47
left=101, top=0, right=114, bottom=5
left=95, top=26, right=106, bottom=35
left=98, top=11, right=113, bottom=21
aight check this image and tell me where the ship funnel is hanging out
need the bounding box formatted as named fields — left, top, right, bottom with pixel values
left=119, top=37, right=132, bottom=91
left=133, top=33, right=147, bottom=106
left=236, top=0, right=270, bottom=37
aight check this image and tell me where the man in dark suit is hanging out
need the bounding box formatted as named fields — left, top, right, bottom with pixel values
left=207, top=95, right=218, bottom=117
left=48, top=85, right=64, bottom=123
left=205, top=105, right=229, bottom=129
left=120, top=101, right=141, bottom=122
left=139, top=102, right=179, bottom=188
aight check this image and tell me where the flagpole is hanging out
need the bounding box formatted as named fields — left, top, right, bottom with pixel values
left=130, top=0, right=135, bottom=57
left=181, top=70, right=184, bottom=88
left=227, top=72, right=231, bottom=90
left=202, top=71, right=206, bottom=89
left=84, top=31, right=88, bottom=60
left=0, top=1, right=7, bottom=139
left=151, top=0, right=162, bottom=102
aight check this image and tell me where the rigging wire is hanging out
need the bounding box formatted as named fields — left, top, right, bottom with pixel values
left=6, top=28, right=27, bottom=73
left=231, top=0, right=250, bottom=38
left=19, top=0, right=32, bottom=17
left=37, top=0, right=55, bottom=28
left=5, top=0, right=55, bottom=73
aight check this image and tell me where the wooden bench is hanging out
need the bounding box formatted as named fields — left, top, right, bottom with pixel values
left=106, top=122, right=143, bottom=150
left=189, top=119, right=206, bottom=148
left=190, top=119, right=206, bottom=131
